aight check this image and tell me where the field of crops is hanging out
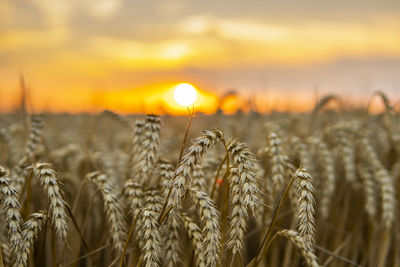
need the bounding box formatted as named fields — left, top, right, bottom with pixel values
left=0, top=97, right=399, bottom=267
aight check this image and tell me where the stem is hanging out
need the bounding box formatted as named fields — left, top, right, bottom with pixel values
left=73, top=190, right=99, bottom=267
left=52, top=227, right=57, bottom=267
left=159, top=190, right=190, bottom=225
left=210, top=154, right=228, bottom=199
left=67, top=206, right=89, bottom=251
left=22, top=169, right=34, bottom=216
left=252, top=175, right=295, bottom=265
left=264, top=233, right=279, bottom=256
left=61, top=244, right=109, bottom=267
left=119, top=212, right=140, bottom=267
left=81, top=189, right=100, bottom=234
left=218, top=139, right=230, bottom=264
left=178, top=107, right=194, bottom=163
left=0, top=243, right=4, bottom=267
left=157, top=187, right=172, bottom=223
left=72, top=179, right=87, bottom=214
left=158, top=205, right=173, bottom=225
left=136, top=255, right=143, bottom=267
left=377, top=228, right=391, bottom=267
left=157, top=110, right=194, bottom=222
left=221, top=169, right=231, bottom=265
left=316, top=243, right=361, bottom=267
left=211, top=138, right=229, bottom=200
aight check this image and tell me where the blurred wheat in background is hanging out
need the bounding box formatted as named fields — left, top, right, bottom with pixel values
left=0, top=93, right=398, bottom=266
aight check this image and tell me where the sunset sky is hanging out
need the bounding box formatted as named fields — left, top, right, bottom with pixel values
left=1, top=0, right=400, bottom=114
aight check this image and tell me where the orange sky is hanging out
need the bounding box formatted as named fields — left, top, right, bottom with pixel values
left=1, top=1, right=400, bottom=114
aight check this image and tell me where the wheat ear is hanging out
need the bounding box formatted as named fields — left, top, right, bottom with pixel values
left=144, top=189, right=163, bottom=213
left=190, top=189, right=221, bottom=267
left=267, top=132, right=286, bottom=197
left=181, top=212, right=205, bottom=267
left=123, top=180, right=143, bottom=219
left=309, top=137, right=335, bottom=219
left=226, top=138, right=260, bottom=256
left=0, top=166, right=22, bottom=254
left=162, top=209, right=181, bottom=267
left=31, top=162, right=69, bottom=241
left=277, top=229, right=319, bottom=267
left=359, top=136, right=396, bottom=228
left=140, top=209, right=162, bottom=267
left=1, top=242, right=10, bottom=266
left=357, top=164, right=377, bottom=220
left=15, top=211, right=47, bottom=267
left=191, top=163, right=206, bottom=191
left=14, top=115, right=44, bottom=192
left=291, top=136, right=313, bottom=172
left=24, top=114, right=44, bottom=163
left=0, top=126, right=17, bottom=166
left=136, top=114, right=161, bottom=185
left=87, top=172, right=128, bottom=253
left=137, top=189, right=163, bottom=250
left=295, top=168, right=316, bottom=251
left=158, top=158, right=175, bottom=198
left=338, top=132, right=357, bottom=184
left=167, top=130, right=223, bottom=210
left=129, top=119, right=145, bottom=177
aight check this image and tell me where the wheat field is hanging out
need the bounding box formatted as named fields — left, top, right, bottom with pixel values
left=0, top=96, right=399, bottom=267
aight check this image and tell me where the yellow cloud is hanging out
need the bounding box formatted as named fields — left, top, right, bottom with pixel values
left=0, top=28, right=68, bottom=52
left=175, top=16, right=400, bottom=65
left=87, top=37, right=198, bottom=70
left=82, top=0, right=123, bottom=18
left=30, top=0, right=72, bottom=27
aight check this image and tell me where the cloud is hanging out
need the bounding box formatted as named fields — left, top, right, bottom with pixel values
left=81, top=0, right=123, bottom=19
left=0, top=1, right=13, bottom=24
left=0, top=28, right=69, bottom=53
left=30, top=0, right=73, bottom=27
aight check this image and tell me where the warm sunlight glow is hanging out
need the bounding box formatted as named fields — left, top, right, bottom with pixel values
left=173, top=83, right=197, bottom=106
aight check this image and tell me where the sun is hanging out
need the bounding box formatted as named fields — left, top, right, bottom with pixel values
left=173, top=83, right=197, bottom=106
